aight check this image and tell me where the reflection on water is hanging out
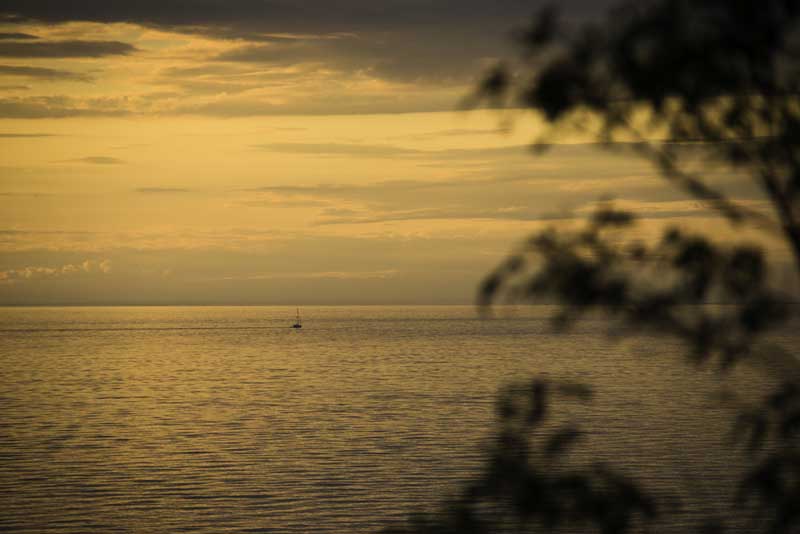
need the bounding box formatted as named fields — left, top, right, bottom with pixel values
left=0, top=306, right=796, bottom=532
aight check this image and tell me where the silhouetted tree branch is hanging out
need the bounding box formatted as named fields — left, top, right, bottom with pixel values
left=392, top=1, right=800, bottom=533
left=478, top=0, right=800, bottom=270
left=480, top=209, right=789, bottom=367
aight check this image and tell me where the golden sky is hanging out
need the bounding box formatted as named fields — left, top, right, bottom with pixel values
left=0, top=3, right=790, bottom=304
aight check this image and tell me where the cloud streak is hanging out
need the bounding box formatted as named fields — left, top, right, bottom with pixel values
left=0, top=96, right=130, bottom=118
left=0, top=64, right=91, bottom=81
left=62, top=156, right=125, bottom=165
left=0, top=132, right=57, bottom=138
left=0, top=1, right=611, bottom=116
left=0, top=0, right=603, bottom=91
left=0, top=40, right=136, bottom=58
left=0, top=1, right=593, bottom=36
left=253, top=141, right=533, bottom=159
left=254, top=142, right=424, bottom=157
left=0, top=258, right=111, bottom=283
left=217, top=269, right=399, bottom=281
left=313, top=202, right=733, bottom=226
left=135, top=187, right=191, bottom=194
left=0, top=32, right=39, bottom=40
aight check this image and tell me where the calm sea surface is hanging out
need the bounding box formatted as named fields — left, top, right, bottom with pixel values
left=0, top=305, right=797, bottom=533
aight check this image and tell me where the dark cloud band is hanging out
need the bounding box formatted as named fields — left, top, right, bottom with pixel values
left=0, top=32, right=39, bottom=40
left=0, top=40, right=136, bottom=58
left=0, top=64, right=91, bottom=81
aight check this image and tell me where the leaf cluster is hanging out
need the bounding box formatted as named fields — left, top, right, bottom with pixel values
left=480, top=209, right=790, bottom=367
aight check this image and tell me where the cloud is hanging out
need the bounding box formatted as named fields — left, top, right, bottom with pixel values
left=214, top=31, right=499, bottom=85
left=151, top=60, right=464, bottom=115
left=0, top=89, right=490, bottom=119
left=155, top=64, right=309, bottom=85
left=253, top=141, right=533, bottom=159
left=0, top=96, right=130, bottom=118
left=393, top=127, right=509, bottom=141
left=0, top=64, right=91, bottom=81
left=254, top=142, right=424, bottom=157
left=0, top=40, right=136, bottom=58
left=243, top=176, right=554, bottom=223
left=0, top=229, right=96, bottom=236
left=244, top=175, right=535, bottom=209
left=0, top=32, right=38, bottom=40
left=135, top=187, right=191, bottom=193
left=63, top=156, right=125, bottom=165
left=0, top=233, right=497, bottom=304
left=230, top=193, right=329, bottom=208
left=0, top=258, right=112, bottom=283
left=240, top=153, right=760, bottom=227
left=585, top=198, right=774, bottom=220
left=312, top=204, right=702, bottom=226
left=242, top=142, right=764, bottom=225
left=255, top=139, right=760, bottom=162
left=171, top=90, right=462, bottom=117
left=216, top=38, right=348, bottom=65
left=0, top=0, right=610, bottom=120
left=0, top=132, right=57, bottom=138
left=0, top=1, right=604, bottom=88
left=217, top=269, right=399, bottom=281
left=313, top=197, right=773, bottom=226
left=0, top=1, right=592, bottom=35
left=315, top=206, right=573, bottom=225
left=0, top=191, right=54, bottom=197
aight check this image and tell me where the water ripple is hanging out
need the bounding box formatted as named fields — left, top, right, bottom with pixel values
left=0, top=305, right=796, bottom=533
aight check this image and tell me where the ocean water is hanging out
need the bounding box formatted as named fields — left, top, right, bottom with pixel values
left=0, top=305, right=796, bottom=533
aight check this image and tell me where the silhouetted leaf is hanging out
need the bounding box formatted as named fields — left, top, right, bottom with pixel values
left=544, top=426, right=583, bottom=457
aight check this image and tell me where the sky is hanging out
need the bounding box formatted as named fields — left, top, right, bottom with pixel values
left=0, top=1, right=793, bottom=305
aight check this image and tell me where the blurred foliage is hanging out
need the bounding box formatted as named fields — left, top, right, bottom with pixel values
left=735, top=382, right=800, bottom=533
left=480, top=209, right=789, bottom=368
left=478, top=0, right=800, bottom=253
left=384, top=380, right=658, bottom=534
left=471, top=210, right=795, bottom=532
left=392, top=1, right=800, bottom=533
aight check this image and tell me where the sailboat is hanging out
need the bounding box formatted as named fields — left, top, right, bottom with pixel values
left=292, top=308, right=302, bottom=329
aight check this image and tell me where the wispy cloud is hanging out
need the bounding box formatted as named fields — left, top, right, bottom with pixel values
left=229, top=192, right=329, bottom=208
left=0, top=32, right=39, bottom=40
left=241, top=166, right=760, bottom=226
left=0, top=132, right=57, bottom=138
left=390, top=127, right=509, bottom=141
left=216, top=269, right=399, bottom=281
left=252, top=141, right=534, bottom=159
left=0, top=64, right=91, bottom=81
left=253, top=142, right=424, bottom=157
left=0, top=258, right=112, bottom=283
left=314, top=198, right=774, bottom=226
left=135, top=187, right=191, bottom=194
left=0, top=96, right=130, bottom=118
left=246, top=173, right=532, bottom=200
left=315, top=206, right=575, bottom=225
left=61, top=156, right=125, bottom=165
left=0, top=1, right=606, bottom=117
left=0, top=191, right=54, bottom=197
left=0, top=39, right=136, bottom=58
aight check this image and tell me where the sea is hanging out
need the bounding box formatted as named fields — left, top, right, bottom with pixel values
left=0, top=305, right=797, bottom=533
